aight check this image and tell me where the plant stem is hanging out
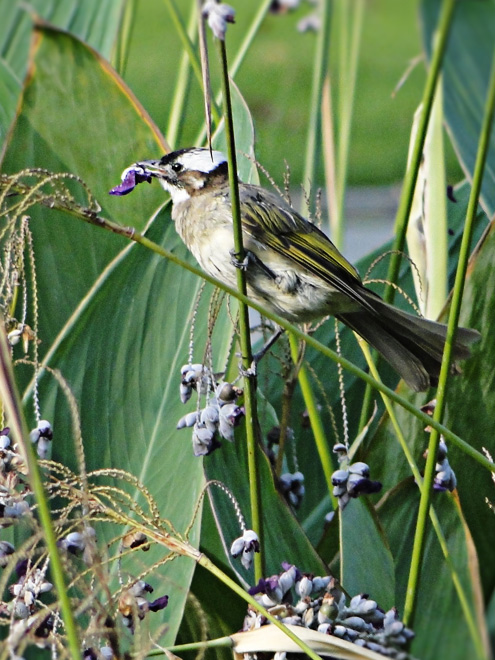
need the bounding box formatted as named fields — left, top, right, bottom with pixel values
left=359, top=0, right=457, bottom=430
left=112, top=0, right=137, bottom=77
left=359, top=339, right=488, bottom=658
left=100, top=506, right=322, bottom=660
left=0, top=325, right=81, bottom=660
left=217, top=37, right=263, bottom=581
left=198, top=554, right=323, bottom=660
left=196, top=0, right=273, bottom=147
left=403, top=43, right=495, bottom=630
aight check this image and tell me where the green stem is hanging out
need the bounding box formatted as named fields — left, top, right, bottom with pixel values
left=147, top=637, right=232, bottom=656
left=359, top=0, right=456, bottom=429
left=228, top=0, right=273, bottom=78
left=18, top=193, right=495, bottom=475
left=99, top=509, right=321, bottom=660
left=162, top=0, right=221, bottom=125
left=0, top=325, right=81, bottom=660
left=359, top=339, right=487, bottom=659
left=217, top=37, right=263, bottom=582
left=301, top=0, right=331, bottom=202
left=288, top=333, right=335, bottom=500
left=404, top=43, right=495, bottom=630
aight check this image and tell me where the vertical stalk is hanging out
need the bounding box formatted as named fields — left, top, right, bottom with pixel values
left=0, top=326, right=82, bottom=660
left=404, top=45, right=495, bottom=629
left=217, top=38, right=263, bottom=581
left=359, top=0, right=457, bottom=431
left=112, top=0, right=137, bottom=76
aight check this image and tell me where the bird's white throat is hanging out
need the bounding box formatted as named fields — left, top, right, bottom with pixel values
left=159, top=179, right=190, bottom=204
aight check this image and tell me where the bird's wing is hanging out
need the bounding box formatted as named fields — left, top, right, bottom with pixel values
left=239, top=186, right=371, bottom=306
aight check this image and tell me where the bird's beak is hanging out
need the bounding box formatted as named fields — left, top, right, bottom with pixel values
left=135, top=159, right=165, bottom=177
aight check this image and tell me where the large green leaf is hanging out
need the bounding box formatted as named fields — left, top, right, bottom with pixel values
left=1, top=25, right=168, bottom=355
left=27, top=204, right=234, bottom=646
left=421, top=0, right=495, bottom=216
left=0, top=0, right=126, bottom=141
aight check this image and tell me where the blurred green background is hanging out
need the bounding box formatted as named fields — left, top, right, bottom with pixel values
left=124, top=0, right=461, bottom=189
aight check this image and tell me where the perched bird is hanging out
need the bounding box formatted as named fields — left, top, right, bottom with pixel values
left=110, top=147, right=480, bottom=392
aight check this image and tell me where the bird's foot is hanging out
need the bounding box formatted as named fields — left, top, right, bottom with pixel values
left=230, top=248, right=251, bottom=271
left=237, top=358, right=257, bottom=379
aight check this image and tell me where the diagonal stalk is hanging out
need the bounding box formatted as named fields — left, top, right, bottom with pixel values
left=5, top=175, right=493, bottom=476
left=384, top=0, right=456, bottom=303
left=403, top=43, right=495, bottom=630
left=216, top=36, right=263, bottom=581
left=9, top=183, right=495, bottom=476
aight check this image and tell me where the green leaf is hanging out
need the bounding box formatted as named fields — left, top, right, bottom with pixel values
left=1, top=25, right=168, bottom=355
left=340, top=499, right=395, bottom=610
left=0, top=0, right=127, bottom=141
left=421, top=0, right=495, bottom=216
left=28, top=206, right=234, bottom=645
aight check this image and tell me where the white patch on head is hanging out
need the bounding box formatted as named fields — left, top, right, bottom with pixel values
left=177, top=149, right=227, bottom=174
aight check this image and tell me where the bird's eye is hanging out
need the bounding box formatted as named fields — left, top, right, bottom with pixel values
left=172, top=162, right=183, bottom=173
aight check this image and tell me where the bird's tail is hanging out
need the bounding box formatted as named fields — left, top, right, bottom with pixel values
left=337, top=291, right=480, bottom=392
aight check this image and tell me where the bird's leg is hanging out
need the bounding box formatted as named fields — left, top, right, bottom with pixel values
left=230, top=248, right=277, bottom=280
left=253, top=326, right=285, bottom=363
left=237, top=326, right=285, bottom=378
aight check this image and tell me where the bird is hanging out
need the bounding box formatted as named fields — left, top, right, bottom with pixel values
left=110, top=147, right=480, bottom=392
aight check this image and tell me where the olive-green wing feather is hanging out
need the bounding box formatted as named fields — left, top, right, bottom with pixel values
left=239, top=185, right=371, bottom=307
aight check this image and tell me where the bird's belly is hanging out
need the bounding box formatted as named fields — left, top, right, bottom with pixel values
left=196, top=238, right=351, bottom=323
left=246, top=270, right=352, bottom=323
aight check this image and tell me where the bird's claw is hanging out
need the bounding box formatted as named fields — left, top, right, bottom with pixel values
left=238, top=358, right=257, bottom=379
left=230, top=249, right=250, bottom=271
